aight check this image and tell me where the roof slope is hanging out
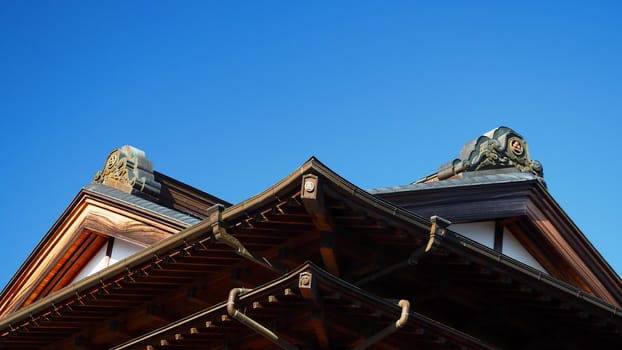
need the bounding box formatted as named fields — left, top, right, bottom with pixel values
left=0, top=181, right=200, bottom=316
left=374, top=127, right=622, bottom=306
left=84, top=182, right=202, bottom=226
left=1, top=154, right=622, bottom=349
left=371, top=170, right=542, bottom=194
left=112, top=262, right=496, bottom=350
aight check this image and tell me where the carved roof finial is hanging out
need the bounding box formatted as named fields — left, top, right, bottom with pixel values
left=94, top=145, right=161, bottom=198
left=437, top=127, right=543, bottom=181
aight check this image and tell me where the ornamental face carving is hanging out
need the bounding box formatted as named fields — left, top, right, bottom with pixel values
left=94, top=145, right=161, bottom=197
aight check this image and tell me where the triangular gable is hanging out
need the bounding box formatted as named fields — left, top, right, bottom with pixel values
left=377, top=178, right=622, bottom=306
left=216, top=156, right=622, bottom=305
left=0, top=185, right=191, bottom=317
left=0, top=155, right=439, bottom=347
left=2, top=156, right=622, bottom=349
left=372, top=126, right=622, bottom=306
left=450, top=221, right=546, bottom=272
left=70, top=238, right=144, bottom=283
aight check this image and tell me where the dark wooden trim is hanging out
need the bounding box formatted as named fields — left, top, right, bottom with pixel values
left=106, top=237, right=115, bottom=258
left=494, top=221, right=503, bottom=252
left=377, top=179, right=622, bottom=305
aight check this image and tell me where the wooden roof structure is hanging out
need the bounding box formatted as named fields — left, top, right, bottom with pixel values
left=111, top=262, right=496, bottom=350
left=1, top=129, right=621, bottom=349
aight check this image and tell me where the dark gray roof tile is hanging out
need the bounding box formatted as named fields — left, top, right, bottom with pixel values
left=83, top=182, right=202, bottom=226
left=369, top=171, right=541, bottom=194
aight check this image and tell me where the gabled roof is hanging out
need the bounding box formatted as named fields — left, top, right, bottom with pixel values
left=84, top=182, right=202, bottom=227
left=1, top=154, right=621, bottom=349
left=371, top=169, right=542, bottom=194
left=0, top=146, right=228, bottom=318
left=0, top=157, right=435, bottom=348
left=111, top=262, right=496, bottom=350
left=373, top=127, right=622, bottom=306
left=0, top=181, right=199, bottom=317
left=428, top=228, right=622, bottom=346
left=92, top=145, right=232, bottom=217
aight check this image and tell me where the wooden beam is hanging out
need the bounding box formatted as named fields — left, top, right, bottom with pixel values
left=320, top=232, right=340, bottom=277
left=298, top=271, right=331, bottom=350
left=310, top=308, right=330, bottom=350
left=300, top=174, right=340, bottom=276
left=74, top=335, right=94, bottom=349
left=300, top=174, right=336, bottom=232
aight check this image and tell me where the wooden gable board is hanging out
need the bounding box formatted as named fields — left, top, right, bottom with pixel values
left=0, top=186, right=190, bottom=316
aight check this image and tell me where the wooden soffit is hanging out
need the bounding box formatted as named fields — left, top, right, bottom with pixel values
left=0, top=187, right=191, bottom=317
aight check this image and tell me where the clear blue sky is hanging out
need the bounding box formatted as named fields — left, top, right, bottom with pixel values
left=1, top=1, right=621, bottom=290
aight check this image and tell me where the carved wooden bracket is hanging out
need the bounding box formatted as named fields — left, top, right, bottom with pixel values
left=298, top=271, right=330, bottom=350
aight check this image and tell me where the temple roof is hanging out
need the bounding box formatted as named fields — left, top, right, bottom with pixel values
left=2, top=157, right=622, bottom=350
left=84, top=182, right=202, bottom=226
left=1, top=137, right=622, bottom=349
left=370, top=171, right=541, bottom=194
left=111, top=262, right=497, bottom=350
left=93, top=145, right=231, bottom=218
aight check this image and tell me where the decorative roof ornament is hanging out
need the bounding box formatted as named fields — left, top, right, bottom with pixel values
left=94, top=145, right=161, bottom=198
left=437, top=127, right=543, bottom=181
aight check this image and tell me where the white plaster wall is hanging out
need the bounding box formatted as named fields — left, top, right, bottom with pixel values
left=503, top=228, right=546, bottom=271
left=72, top=239, right=144, bottom=283
left=449, top=221, right=495, bottom=249
left=109, top=239, right=143, bottom=265
left=72, top=245, right=108, bottom=282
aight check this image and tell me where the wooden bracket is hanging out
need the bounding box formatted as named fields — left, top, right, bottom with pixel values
left=300, top=174, right=340, bottom=276
left=300, top=174, right=335, bottom=232
left=299, top=271, right=330, bottom=350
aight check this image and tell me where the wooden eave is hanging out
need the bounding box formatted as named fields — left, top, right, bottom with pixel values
left=523, top=185, right=622, bottom=306
left=0, top=207, right=227, bottom=349
left=0, top=157, right=437, bottom=349
left=374, top=178, right=542, bottom=222
left=81, top=185, right=201, bottom=230
left=220, top=157, right=434, bottom=275
left=221, top=157, right=430, bottom=230
left=365, top=230, right=622, bottom=348
left=2, top=157, right=621, bottom=349
left=0, top=185, right=194, bottom=316
left=375, top=178, right=622, bottom=306
left=111, top=262, right=496, bottom=350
